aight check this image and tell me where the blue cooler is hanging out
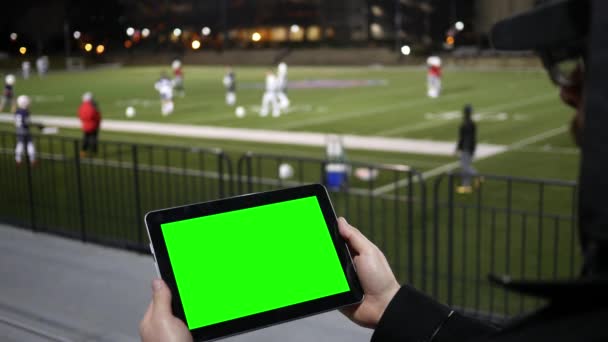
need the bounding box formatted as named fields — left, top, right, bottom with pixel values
left=325, top=163, right=347, bottom=190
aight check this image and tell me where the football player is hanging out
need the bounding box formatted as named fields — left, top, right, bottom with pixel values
left=223, top=66, right=237, bottom=106
left=172, top=59, right=185, bottom=97
left=14, top=95, right=36, bottom=165
left=36, top=56, right=49, bottom=77
left=277, top=62, right=290, bottom=110
left=260, top=70, right=280, bottom=117
left=22, top=61, right=31, bottom=80
left=0, top=74, right=16, bottom=112
left=427, top=56, right=442, bottom=98
left=155, top=72, right=175, bottom=116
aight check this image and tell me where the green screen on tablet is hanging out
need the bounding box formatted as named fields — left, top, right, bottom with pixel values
left=160, top=195, right=351, bottom=330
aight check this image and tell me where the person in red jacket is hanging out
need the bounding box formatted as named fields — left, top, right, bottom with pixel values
left=78, top=92, right=101, bottom=158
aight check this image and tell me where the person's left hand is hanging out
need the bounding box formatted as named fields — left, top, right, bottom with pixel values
left=139, top=278, right=193, bottom=342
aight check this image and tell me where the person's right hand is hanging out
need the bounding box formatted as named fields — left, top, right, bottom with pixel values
left=338, top=217, right=401, bottom=329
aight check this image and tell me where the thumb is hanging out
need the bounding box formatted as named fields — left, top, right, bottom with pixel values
left=338, top=217, right=372, bottom=255
left=152, top=278, right=173, bottom=316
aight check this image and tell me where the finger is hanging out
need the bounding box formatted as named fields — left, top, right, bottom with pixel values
left=338, top=217, right=373, bottom=254
left=151, top=278, right=173, bottom=317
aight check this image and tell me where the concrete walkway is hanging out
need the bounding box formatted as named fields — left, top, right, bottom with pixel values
left=0, top=114, right=506, bottom=158
left=0, top=224, right=372, bottom=342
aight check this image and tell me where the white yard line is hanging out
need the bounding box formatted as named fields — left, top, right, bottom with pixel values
left=372, top=125, right=568, bottom=195
left=0, top=113, right=506, bottom=157
left=375, top=93, right=556, bottom=137
left=272, top=91, right=470, bottom=130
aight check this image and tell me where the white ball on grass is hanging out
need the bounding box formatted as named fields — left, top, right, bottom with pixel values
left=278, top=163, right=294, bottom=180
left=125, top=106, right=136, bottom=118
left=235, top=106, right=246, bottom=118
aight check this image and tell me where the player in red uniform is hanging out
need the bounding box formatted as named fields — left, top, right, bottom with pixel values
left=426, top=56, right=442, bottom=98
left=78, top=92, right=102, bottom=158
left=172, top=59, right=185, bottom=97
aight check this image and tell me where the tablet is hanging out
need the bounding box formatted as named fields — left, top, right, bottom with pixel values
left=144, top=184, right=363, bottom=341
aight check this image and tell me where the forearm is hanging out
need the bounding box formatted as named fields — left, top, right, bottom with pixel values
left=371, top=285, right=497, bottom=342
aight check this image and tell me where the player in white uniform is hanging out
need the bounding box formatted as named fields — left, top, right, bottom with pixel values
left=223, top=67, right=237, bottom=106
left=36, top=56, right=49, bottom=77
left=155, top=73, right=174, bottom=116
left=22, top=61, right=31, bottom=80
left=277, top=62, right=290, bottom=110
left=260, top=70, right=281, bottom=117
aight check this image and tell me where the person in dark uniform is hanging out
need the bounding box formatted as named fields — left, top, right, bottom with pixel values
left=456, top=104, right=477, bottom=193
left=1, top=74, right=16, bottom=112
left=223, top=66, right=236, bottom=106
left=14, top=95, right=36, bottom=165
left=139, top=1, right=608, bottom=341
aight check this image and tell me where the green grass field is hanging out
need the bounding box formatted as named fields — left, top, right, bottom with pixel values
left=1, top=65, right=579, bottom=179
left=0, top=65, right=582, bottom=320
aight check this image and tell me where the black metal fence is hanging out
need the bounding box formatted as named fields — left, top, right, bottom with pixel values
left=0, top=131, right=580, bottom=322
left=0, top=131, right=233, bottom=252
left=432, top=173, right=580, bottom=322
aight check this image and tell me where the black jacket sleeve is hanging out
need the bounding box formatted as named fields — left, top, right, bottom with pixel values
left=371, top=285, right=498, bottom=342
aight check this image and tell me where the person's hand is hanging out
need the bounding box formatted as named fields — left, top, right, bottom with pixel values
left=338, top=217, right=400, bottom=329
left=139, top=278, right=193, bottom=342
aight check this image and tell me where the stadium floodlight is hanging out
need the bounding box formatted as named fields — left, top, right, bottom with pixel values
left=173, top=28, right=182, bottom=37
left=142, top=28, right=150, bottom=38
left=19, top=47, right=27, bottom=55
left=202, top=27, right=211, bottom=36
left=455, top=21, right=465, bottom=31
left=73, top=31, right=81, bottom=39
left=191, top=40, right=201, bottom=50
left=84, top=43, right=93, bottom=52
left=400, top=45, right=411, bottom=56
left=252, top=32, right=262, bottom=42
left=10, top=33, right=17, bottom=41
left=96, top=44, right=105, bottom=54
left=126, top=27, right=135, bottom=37
left=290, top=25, right=300, bottom=33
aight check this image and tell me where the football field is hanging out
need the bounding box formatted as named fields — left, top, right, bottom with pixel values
left=0, top=65, right=579, bottom=180
left=0, top=65, right=582, bottom=317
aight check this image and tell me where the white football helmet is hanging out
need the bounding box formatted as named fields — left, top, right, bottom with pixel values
left=278, top=62, right=287, bottom=74
left=16, top=95, right=31, bottom=109
left=172, top=59, right=182, bottom=70
left=5, top=74, right=16, bottom=86
left=427, top=56, right=442, bottom=67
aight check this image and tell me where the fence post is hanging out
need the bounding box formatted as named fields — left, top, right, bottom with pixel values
left=447, top=173, right=455, bottom=306
left=73, top=140, right=86, bottom=241
left=25, top=143, right=37, bottom=232
left=132, top=145, right=143, bottom=246
left=218, top=153, right=225, bottom=198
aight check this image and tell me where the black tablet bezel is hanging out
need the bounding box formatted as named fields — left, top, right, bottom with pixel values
left=144, top=183, right=363, bottom=341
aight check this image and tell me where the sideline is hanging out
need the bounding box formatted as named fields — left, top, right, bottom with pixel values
left=0, top=113, right=506, bottom=158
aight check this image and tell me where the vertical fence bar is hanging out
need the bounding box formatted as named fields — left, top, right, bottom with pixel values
left=407, top=171, right=414, bottom=284
left=553, top=218, right=559, bottom=279
left=505, top=179, right=512, bottom=316
left=447, top=173, right=455, bottom=306
left=461, top=206, right=468, bottom=309
left=489, top=209, right=497, bottom=319
left=520, top=214, right=527, bottom=314
left=393, top=170, right=401, bottom=283
left=73, top=140, right=86, bottom=241
left=132, top=145, right=143, bottom=246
